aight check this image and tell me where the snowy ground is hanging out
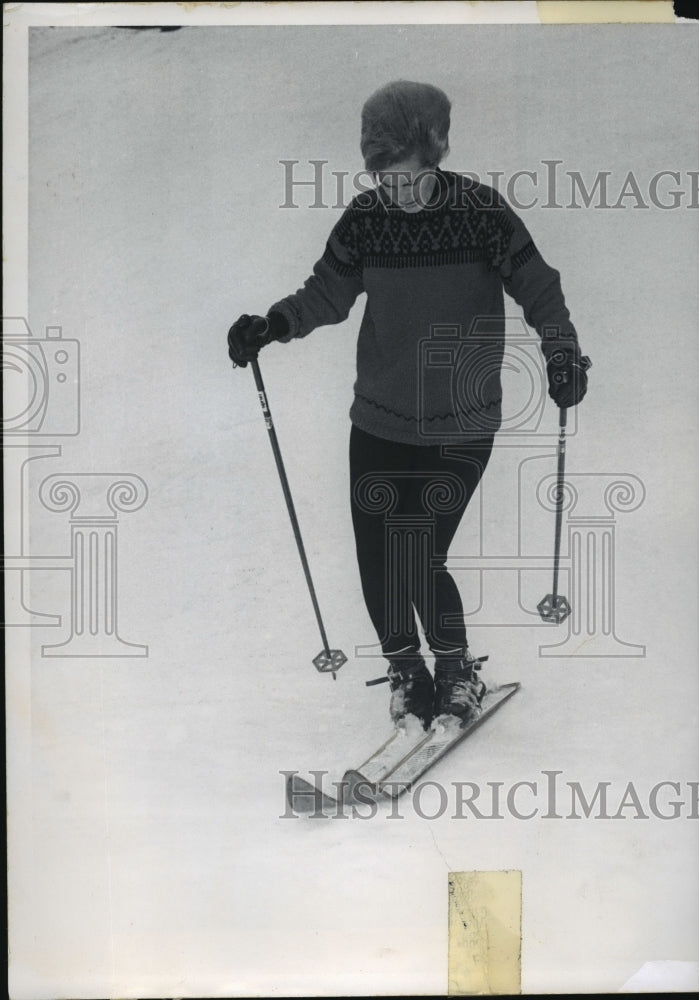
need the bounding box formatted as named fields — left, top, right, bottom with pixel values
left=7, top=19, right=699, bottom=998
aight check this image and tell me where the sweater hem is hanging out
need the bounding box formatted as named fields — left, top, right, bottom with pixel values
left=349, top=396, right=502, bottom=447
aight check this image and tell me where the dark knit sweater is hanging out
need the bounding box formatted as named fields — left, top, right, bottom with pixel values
left=269, top=168, right=580, bottom=445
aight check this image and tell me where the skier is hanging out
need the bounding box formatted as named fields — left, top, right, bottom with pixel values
left=228, top=80, right=589, bottom=732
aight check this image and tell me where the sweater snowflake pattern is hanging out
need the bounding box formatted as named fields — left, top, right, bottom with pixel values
left=269, top=168, right=580, bottom=445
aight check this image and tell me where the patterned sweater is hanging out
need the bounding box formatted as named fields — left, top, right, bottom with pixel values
left=269, top=168, right=580, bottom=446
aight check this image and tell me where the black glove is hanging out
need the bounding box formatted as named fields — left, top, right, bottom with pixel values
left=546, top=348, right=592, bottom=408
left=227, top=311, right=289, bottom=369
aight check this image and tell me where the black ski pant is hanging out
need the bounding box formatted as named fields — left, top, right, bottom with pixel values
left=349, top=424, right=494, bottom=661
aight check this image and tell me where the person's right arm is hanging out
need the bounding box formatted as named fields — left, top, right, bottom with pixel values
left=268, top=209, right=365, bottom=340
left=227, top=209, right=365, bottom=366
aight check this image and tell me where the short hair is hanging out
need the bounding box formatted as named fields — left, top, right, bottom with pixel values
left=360, top=80, right=451, bottom=172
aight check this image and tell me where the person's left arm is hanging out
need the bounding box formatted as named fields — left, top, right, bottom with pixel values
left=490, top=196, right=591, bottom=407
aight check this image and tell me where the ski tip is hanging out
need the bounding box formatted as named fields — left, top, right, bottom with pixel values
left=341, top=769, right=364, bottom=785
left=341, top=769, right=379, bottom=806
left=285, top=774, right=338, bottom=814
left=486, top=680, right=521, bottom=695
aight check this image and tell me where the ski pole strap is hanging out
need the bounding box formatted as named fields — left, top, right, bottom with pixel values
left=434, top=654, right=489, bottom=674
left=365, top=655, right=489, bottom=687
left=366, top=659, right=429, bottom=687
left=365, top=675, right=390, bottom=687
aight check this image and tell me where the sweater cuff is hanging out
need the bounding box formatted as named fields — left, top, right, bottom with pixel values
left=265, top=310, right=290, bottom=342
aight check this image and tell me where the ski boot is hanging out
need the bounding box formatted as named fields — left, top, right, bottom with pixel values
left=387, top=655, right=435, bottom=731
left=434, top=650, right=487, bottom=725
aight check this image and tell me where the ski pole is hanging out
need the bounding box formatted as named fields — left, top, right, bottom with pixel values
left=537, top=406, right=572, bottom=624
left=245, top=356, right=347, bottom=679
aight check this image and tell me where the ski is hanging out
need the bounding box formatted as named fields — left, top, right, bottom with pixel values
left=284, top=725, right=430, bottom=814
left=343, top=720, right=433, bottom=787
left=343, top=682, right=520, bottom=801
left=284, top=681, right=521, bottom=815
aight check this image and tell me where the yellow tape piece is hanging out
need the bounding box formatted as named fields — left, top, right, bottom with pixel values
left=537, top=1, right=675, bottom=22
left=448, top=870, right=522, bottom=996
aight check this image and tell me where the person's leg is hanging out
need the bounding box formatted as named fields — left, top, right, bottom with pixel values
left=408, top=439, right=495, bottom=659
left=399, top=439, right=494, bottom=724
left=349, top=424, right=422, bottom=658
left=349, top=426, right=494, bottom=727
left=349, top=425, right=434, bottom=727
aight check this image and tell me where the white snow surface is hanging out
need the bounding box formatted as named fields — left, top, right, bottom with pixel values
left=7, top=20, right=699, bottom=1000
